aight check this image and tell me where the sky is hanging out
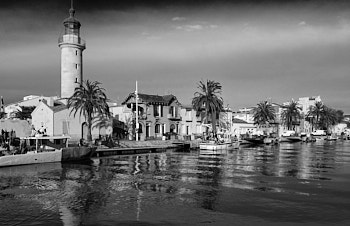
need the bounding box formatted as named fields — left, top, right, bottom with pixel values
left=1, top=0, right=350, bottom=113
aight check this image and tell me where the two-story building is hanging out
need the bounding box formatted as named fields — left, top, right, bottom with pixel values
left=121, top=93, right=182, bottom=140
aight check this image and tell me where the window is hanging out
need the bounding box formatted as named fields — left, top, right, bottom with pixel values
left=154, top=105, right=159, bottom=117
left=75, top=50, right=78, bottom=56
left=155, top=124, right=160, bottom=134
left=75, top=64, right=78, bottom=69
left=170, top=124, right=175, bottom=133
left=63, top=121, right=70, bottom=135
left=154, top=105, right=163, bottom=117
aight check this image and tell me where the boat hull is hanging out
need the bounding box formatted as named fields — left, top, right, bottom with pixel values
left=244, top=137, right=265, bottom=145
left=199, top=142, right=239, bottom=150
left=280, top=136, right=302, bottom=143
left=0, top=147, right=96, bottom=167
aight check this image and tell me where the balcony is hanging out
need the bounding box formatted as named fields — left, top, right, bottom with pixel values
left=167, top=114, right=181, bottom=121
left=58, top=34, right=86, bottom=48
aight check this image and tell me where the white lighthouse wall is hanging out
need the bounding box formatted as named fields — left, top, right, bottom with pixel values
left=60, top=44, right=83, bottom=98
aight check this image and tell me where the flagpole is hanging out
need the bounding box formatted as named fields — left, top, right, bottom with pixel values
left=135, top=81, right=139, bottom=141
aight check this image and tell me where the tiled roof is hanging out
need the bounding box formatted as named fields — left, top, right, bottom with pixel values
left=122, top=93, right=180, bottom=106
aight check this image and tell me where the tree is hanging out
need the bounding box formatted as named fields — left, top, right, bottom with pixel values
left=0, top=112, right=6, bottom=119
left=281, top=100, right=302, bottom=130
left=306, top=101, right=323, bottom=130
left=319, top=106, right=338, bottom=133
left=67, top=80, right=110, bottom=144
left=192, top=80, right=224, bottom=136
left=252, top=101, right=276, bottom=127
left=13, top=106, right=36, bottom=120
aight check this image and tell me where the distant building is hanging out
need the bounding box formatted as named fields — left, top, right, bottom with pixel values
left=231, top=118, right=256, bottom=137
left=232, top=108, right=255, bottom=124
left=4, top=95, right=59, bottom=119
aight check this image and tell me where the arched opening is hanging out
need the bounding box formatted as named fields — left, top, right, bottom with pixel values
left=82, top=122, right=88, bottom=140
left=155, top=124, right=160, bottom=135
left=170, top=124, right=176, bottom=133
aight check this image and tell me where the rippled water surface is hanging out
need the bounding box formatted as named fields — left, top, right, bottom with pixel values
left=1, top=141, right=350, bottom=225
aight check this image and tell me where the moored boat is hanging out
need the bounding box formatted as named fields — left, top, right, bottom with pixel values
left=0, top=135, right=96, bottom=167
left=280, top=130, right=302, bottom=143
left=244, top=136, right=265, bottom=145
left=199, top=140, right=239, bottom=150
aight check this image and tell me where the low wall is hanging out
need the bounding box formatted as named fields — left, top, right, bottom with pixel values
left=118, top=140, right=179, bottom=148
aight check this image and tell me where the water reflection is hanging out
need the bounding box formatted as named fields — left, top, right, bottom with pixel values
left=1, top=142, right=350, bottom=225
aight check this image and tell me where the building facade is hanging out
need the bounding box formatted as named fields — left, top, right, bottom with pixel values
left=121, top=93, right=182, bottom=140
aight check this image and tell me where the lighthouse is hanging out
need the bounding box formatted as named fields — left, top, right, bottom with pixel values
left=58, top=2, right=85, bottom=99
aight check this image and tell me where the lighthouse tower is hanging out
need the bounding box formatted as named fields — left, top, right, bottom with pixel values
left=58, top=2, right=85, bottom=98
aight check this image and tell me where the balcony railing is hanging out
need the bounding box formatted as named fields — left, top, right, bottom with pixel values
left=58, top=34, right=86, bottom=48
left=167, top=114, right=181, bottom=120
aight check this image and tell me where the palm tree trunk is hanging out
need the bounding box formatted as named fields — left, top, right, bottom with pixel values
left=87, top=113, right=93, bottom=145
left=211, top=112, right=217, bottom=136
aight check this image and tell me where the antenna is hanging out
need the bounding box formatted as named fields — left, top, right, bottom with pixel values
left=69, top=0, right=75, bottom=17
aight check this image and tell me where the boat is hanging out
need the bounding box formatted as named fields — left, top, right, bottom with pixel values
left=244, top=136, right=265, bottom=145
left=199, top=140, right=239, bottom=150
left=280, top=130, right=302, bottom=143
left=281, top=136, right=302, bottom=142
left=199, top=130, right=239, bottom=150
left=311, top=130, right=327, bottom=141
left=325, top=134, right=338, bottom=141
left=0, top=135, right=96, bottom=167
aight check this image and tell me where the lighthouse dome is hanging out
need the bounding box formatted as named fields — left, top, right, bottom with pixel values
left=63, top=7, right=81, bottom=28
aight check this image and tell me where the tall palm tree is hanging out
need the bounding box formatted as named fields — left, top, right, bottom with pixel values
left=281, top=100, right=302, bottom=130
left=192, top=80, right=224, bottom=136
left=306, top=101, right=323, bottom=130
left=252, top=101, right=276, bottom=127
left=67, top=80, right=110, bottom=144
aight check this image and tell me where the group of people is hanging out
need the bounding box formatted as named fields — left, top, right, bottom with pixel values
left=0, top=129, right=24, bottom=155
left=31, top=125, right=47, bottom=137
left=0, top=129, right=17, bottom=148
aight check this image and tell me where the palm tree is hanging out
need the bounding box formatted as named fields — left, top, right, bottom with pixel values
left=67, top=80, right=110, bottom=144
left=319, top=106, right=338, bottom=133
left=306, top=101, right=323, bottom=130
left=14, top=106, right=36, bottom=120
left=252, top=101, right=276, bottom=127
left=192, top=80, right=224, bottom=136
left=281, top=100, right=302, bottom=130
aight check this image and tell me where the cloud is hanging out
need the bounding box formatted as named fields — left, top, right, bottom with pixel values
left=176, top=24, right=203, bottom=31
left=298, top=21, right=307, bottom=26
left=172, top=17, right=186, bottom=21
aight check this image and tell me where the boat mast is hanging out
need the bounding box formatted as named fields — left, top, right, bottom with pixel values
left=135, top=81, right=139, bottom=141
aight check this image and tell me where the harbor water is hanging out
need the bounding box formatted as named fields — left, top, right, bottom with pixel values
left=1, top=141, right=350, bottom=225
